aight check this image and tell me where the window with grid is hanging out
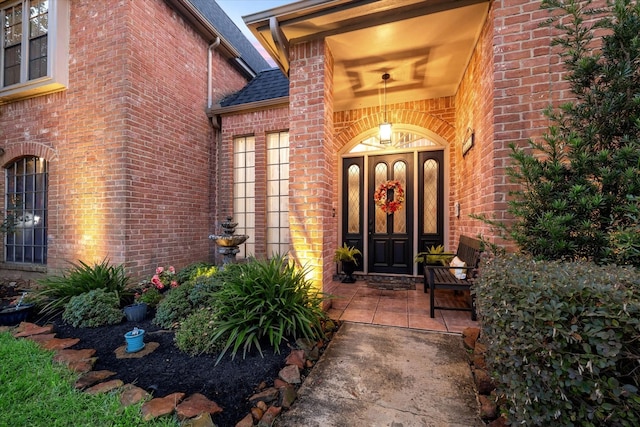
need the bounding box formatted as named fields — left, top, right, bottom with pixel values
left=4, top=156, right=47, bottom=264
left=233, top=136, right=255, bottom=257
left=266, top=132, right=290, bottom=257
left=1, top=0, right=69, bottom=102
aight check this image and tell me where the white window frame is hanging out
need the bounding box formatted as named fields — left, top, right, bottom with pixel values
left=233, top=136, right=255, bottom=258
left=0, top=0, right=69, bottom=104
left=266, top=131, right=290, bottom=257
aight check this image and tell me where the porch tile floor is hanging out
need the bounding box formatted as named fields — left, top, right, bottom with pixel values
left=326, top=280, right=479, bottom=334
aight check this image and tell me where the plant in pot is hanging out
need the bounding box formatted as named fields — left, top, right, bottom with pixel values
left=414, top=245, right=454, bottom=266
left=334, top=243, right=362, bottom=283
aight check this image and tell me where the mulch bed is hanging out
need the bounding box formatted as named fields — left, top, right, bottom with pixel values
left=46, top=314, right=296, bottom=426
left=2, top=281, right=336, bottom=425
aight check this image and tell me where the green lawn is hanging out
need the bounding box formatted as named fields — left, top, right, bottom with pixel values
left=0, top=331, right=178, bottom=427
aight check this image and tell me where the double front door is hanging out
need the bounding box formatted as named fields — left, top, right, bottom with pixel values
left=341, top=150, right=444, bottom=275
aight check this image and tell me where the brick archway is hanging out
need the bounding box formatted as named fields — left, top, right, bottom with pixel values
left=334, top=109, right=455, bottom=149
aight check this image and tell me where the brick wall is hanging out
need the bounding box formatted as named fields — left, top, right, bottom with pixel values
left=289, top=39, right=335, bottom=294
left=0, top=0, right=248, bottom=280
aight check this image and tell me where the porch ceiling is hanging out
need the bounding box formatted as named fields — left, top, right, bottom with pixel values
left=244, top=0, right=490, bottom=112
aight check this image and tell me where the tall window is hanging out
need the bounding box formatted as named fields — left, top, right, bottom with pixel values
left=1, top=0, right=68, bottom=102
left=5, top=156, right=47, bottom=264
left=266, top=132, right=290, bottom=256
left=233, top=136, right=255, bottom=257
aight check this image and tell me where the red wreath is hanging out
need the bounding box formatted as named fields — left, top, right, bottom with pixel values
left=373, top=180, right=405, bottom=214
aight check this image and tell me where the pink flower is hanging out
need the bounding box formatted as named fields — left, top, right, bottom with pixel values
left=151, top=275, right=163, bottom=287
left=170, top=280, right=178, bottom=288
left=156, top=266, right=164, bottom=275
left=169, top=266, right=175, bottom=274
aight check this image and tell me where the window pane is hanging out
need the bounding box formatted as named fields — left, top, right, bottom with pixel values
left=423, top=159, right=438, bottom=234
left=5, top=156, right=48, bottom=264
left=233, top=136, right=255, bottom=259
left=3, top=45, right=21, bottom=86
left=29, top=34, right=47, bottom=80
left=266, top=132, right=290, bottom=254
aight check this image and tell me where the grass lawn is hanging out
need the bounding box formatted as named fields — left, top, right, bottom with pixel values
left=0, top=331, right=178, bottom=427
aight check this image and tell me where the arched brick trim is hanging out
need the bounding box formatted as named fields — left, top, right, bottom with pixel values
left=334, top=109, right=455, bottom=148
left=1, top=143, right=58, bottom=167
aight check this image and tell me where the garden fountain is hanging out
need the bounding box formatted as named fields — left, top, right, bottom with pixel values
left=209, top=216, right=249, bottom=265
left=0, top=291, right=35, bottom=326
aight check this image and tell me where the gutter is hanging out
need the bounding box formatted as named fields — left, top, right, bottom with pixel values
left=207, top=96, right=290, bottom=117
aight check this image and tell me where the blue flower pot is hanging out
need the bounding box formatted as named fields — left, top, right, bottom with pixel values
left=124, top=329, right=145, bottom=353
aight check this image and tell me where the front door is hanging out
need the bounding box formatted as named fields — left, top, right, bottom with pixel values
left=340, top=150, right=445, bottom=276
left=368, top=153, right=413, bottom=274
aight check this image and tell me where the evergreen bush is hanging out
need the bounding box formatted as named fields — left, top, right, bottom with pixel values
left=481, top=0, right=640, bottom=267
left=174, top=307, right=227, bottom=355
left=62, top=289, right=124, bottom=328
left=476, top=255, right=640, bottom=425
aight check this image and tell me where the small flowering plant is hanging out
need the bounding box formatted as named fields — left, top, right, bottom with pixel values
left=133, top=266, right=179, bottom=307
left=151, top=266, right=179, bottom=290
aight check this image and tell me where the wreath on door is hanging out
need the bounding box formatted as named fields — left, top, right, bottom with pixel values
left=373, top=180, right=405, bottom=214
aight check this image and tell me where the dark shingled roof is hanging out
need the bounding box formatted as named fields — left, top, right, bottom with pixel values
left=220, top=68, right=289, bottom=107
left=189, top=0, right=270, bottom=74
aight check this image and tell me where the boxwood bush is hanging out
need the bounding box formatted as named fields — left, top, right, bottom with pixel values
left=476, top=254, right=640, bottom=426
left=62, top=289, right=124, bottom=328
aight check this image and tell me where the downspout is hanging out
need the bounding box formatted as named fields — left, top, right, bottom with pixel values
left=208, top=37, right=221, bottom=251
left=208, top=37, right=221, bottom=109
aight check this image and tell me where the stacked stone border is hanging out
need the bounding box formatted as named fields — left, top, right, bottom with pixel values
left=462, top=327, right=507, bottom=426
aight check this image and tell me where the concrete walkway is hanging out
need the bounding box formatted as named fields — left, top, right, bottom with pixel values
left=277, top=322, right=482, bottom=427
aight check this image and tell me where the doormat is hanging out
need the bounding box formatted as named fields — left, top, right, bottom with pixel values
left=366, top=275, right=417, bottom=290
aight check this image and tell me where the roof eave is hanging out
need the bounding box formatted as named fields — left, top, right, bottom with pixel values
left=207, top=96, right=290, bottom=116
left=165, top=0, right=257, bottom=78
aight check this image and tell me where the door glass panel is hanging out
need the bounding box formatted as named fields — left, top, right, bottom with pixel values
left=393, top=161, right=407, bottom=233
left=423, top=159, right=438, bottom=234
left=347, top=164, right=360, bottom=233
left=374, top=163, right=388, bottom=233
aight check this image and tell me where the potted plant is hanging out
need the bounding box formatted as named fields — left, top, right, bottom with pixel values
left=414, top=245, right=454, bottom=266
left=334, top=243, right=362, bottom=283
left=124, top=327, right=145, bottom=353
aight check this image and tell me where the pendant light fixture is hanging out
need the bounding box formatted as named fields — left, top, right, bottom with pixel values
left=379, top=73, right=392, bottom=145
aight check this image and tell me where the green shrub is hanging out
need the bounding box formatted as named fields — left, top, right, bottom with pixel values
left=187, top=273, right=226, bottom=307
left=476, top=254, right=640, bottom=426
left=176, top=262, right=217, bottom=284
left=153, top=282, right=196, bottom=328
left=62, top=289, right=124, bottom=328
left=135, top=286, right=164, bottom=307
left=34, top=259, right=131, bottom=318
left=174, top=307, right=227, bottom=355
left=210, top=255, right=328, bottom=363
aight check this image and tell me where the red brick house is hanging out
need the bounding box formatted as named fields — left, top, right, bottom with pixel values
left=0, top=0, right=269, bottom=280
left=210, top=0, right=575, bottom=293
left=1, top=0, right=579, bottom=294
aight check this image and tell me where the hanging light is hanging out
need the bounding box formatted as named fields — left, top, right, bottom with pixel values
left=379, top=73, right=392, bottom=145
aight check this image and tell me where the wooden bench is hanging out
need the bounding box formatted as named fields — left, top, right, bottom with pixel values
left=423, top=235, right=482, bottom=320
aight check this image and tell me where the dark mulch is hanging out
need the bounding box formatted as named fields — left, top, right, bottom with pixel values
left=45, top=314, right=292, bottom=426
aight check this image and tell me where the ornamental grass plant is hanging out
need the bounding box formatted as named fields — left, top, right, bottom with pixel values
left=208, top=255, right=329, bottom=363
left=34, top=259, right=132, bottom=318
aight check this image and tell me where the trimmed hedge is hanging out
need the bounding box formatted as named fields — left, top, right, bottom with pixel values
left=476, top=254, right=640, bottom=426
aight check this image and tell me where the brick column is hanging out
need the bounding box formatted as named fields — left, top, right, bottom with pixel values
left=288, top=39, right=335, bottom=295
